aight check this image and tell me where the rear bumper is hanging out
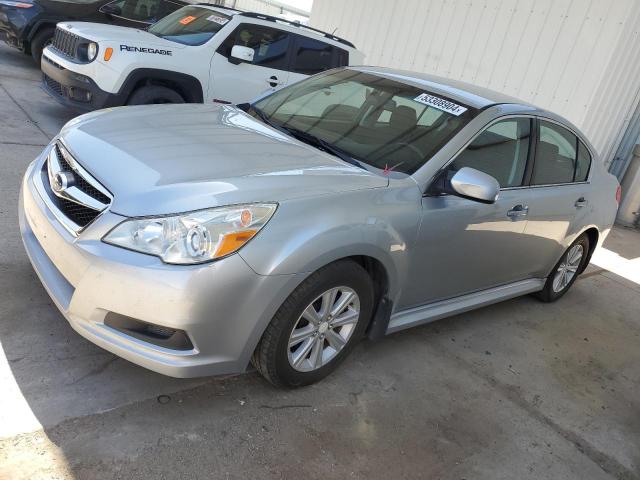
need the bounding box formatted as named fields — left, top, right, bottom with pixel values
left=19, top=149, right=305, bottom=377
left=41, top=49, right=123, bottom=111
left=0, top=5, right=38, bottom=51
left=0, top=22, right=24, bottom=50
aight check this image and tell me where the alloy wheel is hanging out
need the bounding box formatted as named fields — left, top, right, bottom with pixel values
left=287, top=286, right=360, bottom=372
left=552, top=244, right=584, bottom=293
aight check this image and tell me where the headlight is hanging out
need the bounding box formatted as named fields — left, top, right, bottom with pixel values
left=87, top=42, right=98, bottom=62
left=103, top=204, right=277, bottom=264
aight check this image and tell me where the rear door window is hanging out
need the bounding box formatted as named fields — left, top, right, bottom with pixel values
left=448, top=118, right=532, bottom=188
left=532, top=121, right=588, bottom=185
left=291, top=36, right=348, bottom=75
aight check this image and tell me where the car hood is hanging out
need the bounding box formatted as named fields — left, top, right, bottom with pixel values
left=58, top=22, right=183, bottom=49
left=59, top=104, right=388, bottom=217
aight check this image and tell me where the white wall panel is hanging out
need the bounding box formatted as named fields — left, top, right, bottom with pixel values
left=310, top=0, right=640, bottom=167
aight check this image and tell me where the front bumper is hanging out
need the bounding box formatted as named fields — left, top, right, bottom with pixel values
left=41, top=50, right=122, bottom=111
left=19, top=151, right=304, bottom=377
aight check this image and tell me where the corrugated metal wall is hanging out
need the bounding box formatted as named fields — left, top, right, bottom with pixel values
left=310, top=0, right=640, bottom=170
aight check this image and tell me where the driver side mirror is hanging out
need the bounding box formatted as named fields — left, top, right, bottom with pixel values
left=436, top=167, right=500, bottom=204
left=99, top=3, right=122, bottom=16
left=229, top=45, right=254, bottom=65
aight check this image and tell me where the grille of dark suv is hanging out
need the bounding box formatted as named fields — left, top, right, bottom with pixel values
left=51, top=27, right=83, bottom=59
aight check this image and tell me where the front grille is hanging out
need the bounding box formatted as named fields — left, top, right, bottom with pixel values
left=44, top=74, right=64, bottom=96
left=56, top=196, right=103, bottom=227
left=55, top=144, right=111, bottom=204
left=51, top=27, right=83, bottom=59
left=41, top=142, right=112, bottom=232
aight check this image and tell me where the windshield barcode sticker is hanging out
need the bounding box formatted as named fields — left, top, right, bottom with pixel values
left=207, top=14, right=229, bottom=25
left=413, top=93, right=467, bottom=116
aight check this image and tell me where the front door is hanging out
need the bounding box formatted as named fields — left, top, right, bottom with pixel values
left=401, top=117, right=536, bottom=309
left=209, top=23, right=291, bottom=104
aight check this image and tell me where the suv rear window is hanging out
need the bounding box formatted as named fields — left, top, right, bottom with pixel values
left=291, top=36, right=348, bottom=75
left=148, top=6, right=230, bottom=46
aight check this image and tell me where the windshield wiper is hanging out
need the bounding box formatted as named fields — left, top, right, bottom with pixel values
left=248, top=105, right=276, bottom=127
left=279, top=126, right=366, bottom=169
left=247, top=106, right=365, bottom=169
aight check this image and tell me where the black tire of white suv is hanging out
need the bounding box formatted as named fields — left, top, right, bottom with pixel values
left=31, top=27, right=55, bottom=64
left=127, top=86, right=185, bottom=105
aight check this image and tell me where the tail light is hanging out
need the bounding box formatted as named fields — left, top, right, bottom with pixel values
left=616, top=185, right=622, bottom=204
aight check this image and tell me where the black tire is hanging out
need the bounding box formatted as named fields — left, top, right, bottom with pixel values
left=252, top=260, right=374, bottom=388
left=535, top=233, right=590, bottom=303
left=126, top=85, right=184, bottom=105
left=31, top=27, right=55, bottom=64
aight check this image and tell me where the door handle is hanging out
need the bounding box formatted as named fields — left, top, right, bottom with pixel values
left=575, top=197, right=588, bottom=208
left=507, top=204, right=529, bottom=219
left=268, top=75, right=280, bottom=88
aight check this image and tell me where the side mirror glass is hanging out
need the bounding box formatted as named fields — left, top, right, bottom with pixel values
left=230, top=45, right=254, bottom=64
left=449, top=167, right=500, bottom=204
left=99, top=3, right=122, bottom=16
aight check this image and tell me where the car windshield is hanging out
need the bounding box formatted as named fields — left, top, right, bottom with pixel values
left=148, top=6, right=230, bottom=46
left=252, top=69, right=477, bottom=174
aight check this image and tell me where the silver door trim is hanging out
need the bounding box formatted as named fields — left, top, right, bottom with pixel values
left=386, top=278, right=545, bottom=334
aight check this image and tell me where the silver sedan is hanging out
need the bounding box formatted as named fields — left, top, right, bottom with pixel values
left=20, top=67, right=620, bottom=386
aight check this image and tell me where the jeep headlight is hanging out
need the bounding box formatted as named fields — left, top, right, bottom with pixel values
left=103, top=204, right=277, bottom=264
left=86, top=42, right=98, bottom=62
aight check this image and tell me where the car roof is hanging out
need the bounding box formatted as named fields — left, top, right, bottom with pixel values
left=351, top=66, right=533, bottom=110
left=191, top=4, right=357, bottom=49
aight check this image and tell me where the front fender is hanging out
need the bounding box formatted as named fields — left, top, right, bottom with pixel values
left=239, top=185, right=422, bottom=304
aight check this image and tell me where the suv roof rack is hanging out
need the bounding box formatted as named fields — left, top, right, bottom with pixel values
left=237, top=12, right=355, bottom=48
left=195, top=2, right=240, bottom=12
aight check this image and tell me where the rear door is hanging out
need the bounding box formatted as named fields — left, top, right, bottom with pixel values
left=210, top=23, right=291, bottom=104
left=523, top=119, right=593, bottom=277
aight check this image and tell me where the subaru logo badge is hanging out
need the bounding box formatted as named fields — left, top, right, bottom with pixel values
left=52, top=171, right=74, bottom=193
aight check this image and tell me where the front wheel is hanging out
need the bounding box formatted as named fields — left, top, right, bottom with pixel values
left=535, top=234, right=590, bottom=302
left=31, top=28, right=55, bottom=64
left=126, top=85, right=184, bottom=105
left=252, top=260, right=374, bottom=387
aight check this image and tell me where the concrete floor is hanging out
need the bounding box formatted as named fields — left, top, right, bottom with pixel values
left=0, top=43, right=639, bottom=480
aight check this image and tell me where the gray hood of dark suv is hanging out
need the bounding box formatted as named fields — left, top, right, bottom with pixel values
left=58, top=104, right=388, bottom=216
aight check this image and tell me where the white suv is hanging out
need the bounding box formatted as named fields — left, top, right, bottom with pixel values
left=40, top=5, right=363, bottom=110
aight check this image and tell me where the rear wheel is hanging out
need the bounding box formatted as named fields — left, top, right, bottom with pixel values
left=535, top=234, right=590, bottom=302
left=31, top=27, right=55, bottom=64
left=126, top=85, right=184, bottom=105
left=252, top=260, right=374, bottom=387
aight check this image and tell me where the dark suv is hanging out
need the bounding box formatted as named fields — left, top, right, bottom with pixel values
left=0, top=0, right=202, bottom=63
